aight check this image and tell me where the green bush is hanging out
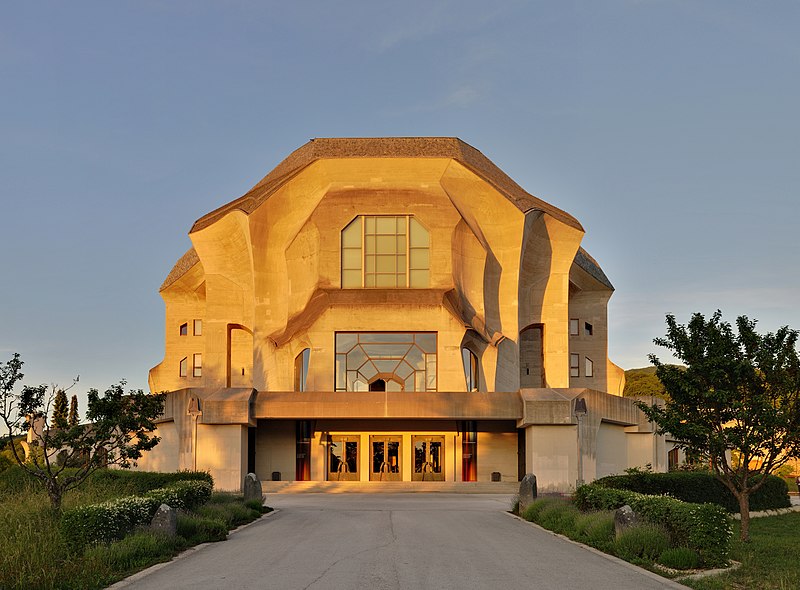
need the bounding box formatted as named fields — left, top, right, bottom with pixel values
left=594, top=471, right=790, bottom=512
left=536, top=503, right=580, bottom=536
left=658, top=547, right=701, bottom=570
left=582, top=513, right=615, bottom=551
left=88, top=470, right=214, bottom=495
left=176, top=514, right=228, bottom=544
left=244, top=499, right=265, bottom=512
left=521, top=497, right=559, bottom=522
left=574, top=484, right=732, bottom=567
left=614, top=524, right=670, bottom=562
left=147, top=481, right=212, bottom=512
left=82, top=531, right=184, bottom=574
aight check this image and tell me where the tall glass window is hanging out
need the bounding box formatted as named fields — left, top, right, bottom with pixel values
left=294, top=349, right=310, bottom=392
left=335, top=332, right=437, bottom=392
left=462, top=348, right=479, bottom=392
left=341, top=215, right=430, bottom=288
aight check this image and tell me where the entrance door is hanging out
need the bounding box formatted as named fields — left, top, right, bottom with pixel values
left=369, top=435, right=402, bottom=481
left=412, top=435, right=445, bottom=481
left=328, top=435, right=359, bottom=481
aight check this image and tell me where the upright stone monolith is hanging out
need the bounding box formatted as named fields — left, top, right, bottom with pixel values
left=614, top=505, right=639, bottom=537
left=518, top=473, right=538, bottom=513
left=150, top=504, right=177, bottom=536
left=243, top=472, right=263, bottom=503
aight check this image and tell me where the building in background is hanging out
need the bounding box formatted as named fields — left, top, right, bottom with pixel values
left=138, top=137, right=666, bottom=491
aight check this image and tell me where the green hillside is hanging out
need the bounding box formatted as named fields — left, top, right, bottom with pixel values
left=623, top=366, right=668, bottom=399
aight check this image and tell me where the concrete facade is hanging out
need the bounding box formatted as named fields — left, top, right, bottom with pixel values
left=136, top=138, right=665, bottom=491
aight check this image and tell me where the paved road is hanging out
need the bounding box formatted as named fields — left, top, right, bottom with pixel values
left=121, top=494, right=686, bottom=590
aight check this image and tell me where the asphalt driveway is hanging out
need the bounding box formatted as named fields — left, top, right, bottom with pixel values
left=116, top=493, right=687, bottom=590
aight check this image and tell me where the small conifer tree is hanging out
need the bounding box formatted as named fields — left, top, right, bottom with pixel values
left=52, top=389, right=68, bottom=430
left=68, top=395, right=79, bottom=427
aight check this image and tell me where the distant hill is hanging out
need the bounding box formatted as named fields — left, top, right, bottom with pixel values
left=623, top=366, right=668, bottom=399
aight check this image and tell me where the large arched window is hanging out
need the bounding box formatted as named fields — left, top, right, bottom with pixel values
left=294, top=348, right=310, bottom=392
left=462, top=348, right=479, bottom=392
left=341, top=215, right=430, bottom=288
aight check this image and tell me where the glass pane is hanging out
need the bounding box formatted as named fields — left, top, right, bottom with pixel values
left=405, top=374, right=416, bottom=390
left=376, top=274, right=396, bottom=287
left=345, top=442, right=358, bottom=472
left=409, top=269, right=429, bottom=288
left=414, top=333, right=436, bottom=353
left=342, top=249, right=362, bottom=269
left=365, top=216, right=375, bottom=234
left=341, top=218, right=362, bottom=247
left=387, top=442, right=400, bottom=472
left=409, top=218, right=429, bottom=247
left=377, top=235, right=396, bottom=254
left=415, top=372, right=425, bottom=392
left=376, top=217, right=396, bottom=234
left=342, top=269, right=361, bottom=288
left=335, top=354, right=347, bottom=389
left=397, top=255, right=406, bottom=273
left=365, top=274, right=376, bottom=287
left=347, top=346, right=368, bottom=368
left=362, top=343, right=411, bottom=358
left=353, top=378, right=368, bottom=391
left=376, top=255, right=395, bottom=272
left=397, top=236, right=406, bottom=253
left=360, top=361, right=378, bottom=379
left=372, top=442, right=384, bottom=473
left=374, top=359, right=400, bottom=374
left=406, top=345, right=424, bottom=369
left=397, top=217, right=407, bottom=234
left=386, top=379, right=402, bottom=392
left=362, top=333, right=411, bottom=343
left=336, top=334, right=358, bottom=353
left=365, top=255, right=375, bottom=273
left=330, top=443, right=343, bottom=473
left=395, top=361, right=414, bottom=379
left=415, top=441, right=426, bottom=472
left=179, top=323, right=188, bottom=336
left=430, top=442, right=442, bottom=472
left=426, top=359, right=437, bottom=390
left=193, top=319, right=202, bottom=336
left=179, top=357, right=187, bottom=377
left=365, top=235, right=376, bottom=254
left=410, top=249, right=429, bottom=270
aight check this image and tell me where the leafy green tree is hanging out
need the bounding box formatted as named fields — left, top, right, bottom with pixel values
left=637, top=312, right=800, bottom=541
left=0, top=353, right=165, bottom=510
left=68, top=394, right=79, bottom=427
left=52, top=389, right=68, bottom=430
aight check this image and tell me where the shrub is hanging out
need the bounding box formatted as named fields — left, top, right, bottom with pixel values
left=176, top=514, right=228, bottom=544
left=88, top=470, right=214, bottom=495
left=658, top=547, right=701, bottom=570
left=521, top=497, right=559, bottom=522
left=614, top=524, right=670, bottom=562
left=82, top=530, right=184, bottom=574
left=582, top=513, right=615, bottom=551
left=244, top=499, right=265, bottom=512
left=574, top=484, right=732, bottom=566
left=536, top=502, right=580, bottom=536
left=594, top=471, right=790, bottom=512
left=147, top=481, right=212, bottom=512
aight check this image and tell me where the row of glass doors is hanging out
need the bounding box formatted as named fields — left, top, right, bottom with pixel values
left=328, top=435, right=445, bottom=481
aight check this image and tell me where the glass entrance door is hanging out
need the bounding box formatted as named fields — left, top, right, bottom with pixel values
left=328, top=435, right=359, bottom=481
left=369, top=435, right=402, bottom=481
left=412, top=436, right=445, bottom=481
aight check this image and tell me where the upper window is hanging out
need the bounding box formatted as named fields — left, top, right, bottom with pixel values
left=294, top=349, right=310, bottom=392
left=179, top=357, right=188, bottom=377
left=341, top=215, right=430, bottom=288
left=584, top=322, right=593, bottom=336
left=335, top=332, right=436, bottom=392
left=462, top=348, right=479, bottom=392
left=585, top=357, right=594, bottom=378
left=179, top=323, right=188, bottom=336
left=569, top=319, right=579, bottom=336
left=570, top=353, right=580, bottom=378
left=193, top=319, right=202, bottom=336
left=193, top=353, right=202, bottom=378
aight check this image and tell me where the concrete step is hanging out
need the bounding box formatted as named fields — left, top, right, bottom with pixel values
left=262, top=480, right=520, bottom=494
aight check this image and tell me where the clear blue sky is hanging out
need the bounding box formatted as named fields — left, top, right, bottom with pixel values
left=2, top=1, right=799, bottom=412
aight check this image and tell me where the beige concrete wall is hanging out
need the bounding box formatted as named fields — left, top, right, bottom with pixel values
left=526, top=424, right=577, bottom=493
left=567, top=265, right=613, bottom=393
left=196, top=423, right=247, bottom=491
left=595, top=422, right=627, bottom=478
left=477, top=429, right=518, bottom=482
left=254, top=419, right=296, bottom=482
left=129, top=422, right=179, bottom=473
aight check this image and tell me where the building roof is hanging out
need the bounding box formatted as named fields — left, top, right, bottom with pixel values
left=190, top=137, right=583, bottom=233
left=575, top=247, right=614, bottom=290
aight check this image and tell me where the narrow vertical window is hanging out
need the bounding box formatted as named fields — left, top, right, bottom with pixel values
left=193, top=353, right=202, bottom=377
left=584, top=322, right=593, bottom=336
left=179, top=323, right=188, bottom=336
left=461, top=421, right=477, bottom=482
left=194, top=319, right=202, bottom=336
left=585, top=357, right=594, bottom=378
left=341, top=217, right=363, bottom=288
left=570, top=353, right=580, bottom=378
left=569, top=319, right=579, bottom=336
left=179, top=357, right=188, bottom=377
left=462, top=348, right=479, bottom=392
left=294, top=348, right=310, bottom=392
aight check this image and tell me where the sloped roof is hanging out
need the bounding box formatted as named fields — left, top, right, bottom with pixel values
left=575, top=247, right=614, bottom=290
left=160, top=247, right=199, bottom=291
left=190, top=137, right=583, bottom=233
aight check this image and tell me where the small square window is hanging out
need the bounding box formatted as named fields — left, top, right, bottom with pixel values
left=193, top=319, right=202, bottom=336
left=585, top=357, right=594, bottom=378
left=569, top=319, right=579, bottom=336
left=584, top=322, right=593, bottom=336
left=179, top=323, right=188, bottom=336
left=179, top=357, right=188, bottom=377
left=570, top=353, right=579, bottom=377
left=193, top=353, right=202, bottom=378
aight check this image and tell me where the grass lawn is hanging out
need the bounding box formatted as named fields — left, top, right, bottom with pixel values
left=681, top=512, right=800, bottom=590
left=0, top=467, right=268, bottom=590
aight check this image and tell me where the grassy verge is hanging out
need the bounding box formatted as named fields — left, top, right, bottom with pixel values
left=0, top=468, right=270, bottom=590
left=680, top=512, right=800, bottom=590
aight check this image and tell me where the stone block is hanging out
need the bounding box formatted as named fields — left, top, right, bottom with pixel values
left=150, top=504, right=177, bottom=536
left=614, top=505, right=638, bottom=537
left=518, top=473, right=538, bottom=513
left=243, top=472, right=263, bottom=502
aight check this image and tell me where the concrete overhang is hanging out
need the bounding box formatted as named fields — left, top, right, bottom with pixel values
left=253, top=391, right=522, bottom=420
left=201, top=388, right=256, bottom=426
left=517, top=388, right=653, bottom=430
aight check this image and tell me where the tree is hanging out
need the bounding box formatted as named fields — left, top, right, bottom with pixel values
left=0, top=353, right=165, bottom=510
left=637, top=311, right=800, bottom=541
left=68, top=394, right=79, bottom=427
left=52, top=389, right=68, bottom=430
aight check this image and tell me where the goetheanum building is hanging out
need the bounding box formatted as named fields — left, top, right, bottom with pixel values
left=138, top=138, right=667, bottom=491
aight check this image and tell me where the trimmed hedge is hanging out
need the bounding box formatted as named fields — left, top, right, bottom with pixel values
left=88, top=469, right=214, bottom=494
left=61, top=480, right=213, bottom=550
left=594, top=471, right=790, bottom=513
left=574, top=484, right=732, bottom=567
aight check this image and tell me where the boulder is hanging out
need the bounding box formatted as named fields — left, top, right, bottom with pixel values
left=614, top=505, right=639, bottom=537
left=518, top=473, right=538, bottom=513
left=150, top=504, right=177, bottom=536
left=243, top=472, right=263, bottom=503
